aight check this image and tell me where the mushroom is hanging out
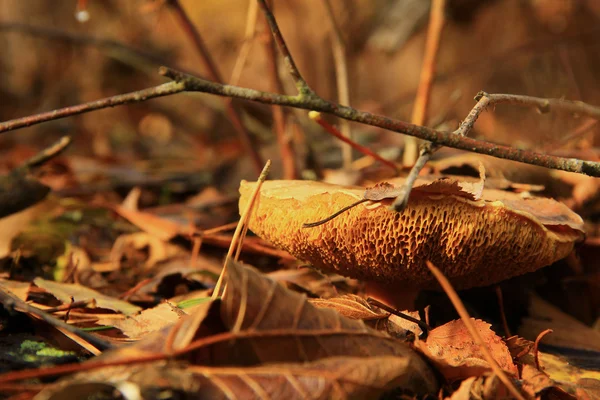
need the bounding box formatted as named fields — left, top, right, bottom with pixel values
left=238, top=179, right=584, bottom=290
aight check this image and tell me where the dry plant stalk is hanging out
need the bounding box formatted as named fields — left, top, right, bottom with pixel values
left=403, top=0, right=446, bottom=167
left=212, top=160, right=272, bottom=299
left=425, top=261, right=526, bottom=400
left=322, top=0, right=353, bottom=169
left=166, top=0, right=263, bottom=173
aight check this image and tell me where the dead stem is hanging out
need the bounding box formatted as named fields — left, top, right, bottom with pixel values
left=20, top=136, right=72, bottom=170
left=533, top=329, right=553, bottom=370
left=257, top=0, right=314, bottom=97
left=403, top=0, right=446, bottom=167
left=0, top=81, right=186, bottom=134
left=309, top=111, right=397, bottom=172
left=230, top=0, right=260, bottom=85
left=263, top=9, right=297, bottom=179
left=212, top=160, right=271, bottom=300
left=323, top=0, right=353, bottom=169
left=425, top=261, right=526, bottom=400
left=167, top=0, right=264, bottom=174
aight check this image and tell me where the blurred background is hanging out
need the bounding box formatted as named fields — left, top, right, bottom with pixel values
left=1, top=0, right=600, bottom=192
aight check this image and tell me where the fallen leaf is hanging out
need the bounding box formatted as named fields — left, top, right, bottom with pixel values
left=42, top=355, right=436, bottom=400
left=110, top=232, right=183, bottom=269
left=209, top=259, right=437, bottom=379
left=519, top=294, right=600, bottom=352
left=414, top=319, right=517, bottom=382
left=0, top=279, right=31, bottom=301
left=34, top=278, right=141, bottom=316
left=97, top=302, right=186, bottom=339
left=310, top=294, right=387, bottom=321
left=111, top=205, right=184, bottom=241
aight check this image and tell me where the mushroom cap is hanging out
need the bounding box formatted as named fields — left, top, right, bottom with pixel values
left=239, top=180, right=584, bottom=289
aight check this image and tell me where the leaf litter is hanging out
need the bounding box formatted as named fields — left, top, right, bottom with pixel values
left=0, top=3, right=600, bottom=399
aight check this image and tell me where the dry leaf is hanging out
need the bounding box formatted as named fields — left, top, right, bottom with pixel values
left=310, top=294, right=387, bottom=321
left=0, top=279, right=31, bottom=301
left=239, top=180, right=584, bottom=289
left=110, top=232, right=183, bottom=269
left=34, top=278, right=141, bottom=316
left=414, top=319, right=517, bottom=382
left=112, top=205, right=183, bottom=241
left=42, top=356, right=436, bottom=400
left=97, top=302, right=186, bottom=340
left=209, top=259, right=437, bottom=381
left=519, top=294, right=600, bottom=352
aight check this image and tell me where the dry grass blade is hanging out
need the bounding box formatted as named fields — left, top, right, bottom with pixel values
left=425, top=261, right=526, bottom=400
left=213, top=160, right=271, bottom=300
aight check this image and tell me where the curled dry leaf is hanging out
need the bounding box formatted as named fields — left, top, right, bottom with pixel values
left=413, top=318, right=517, bottom=382
left=239, top=179, right=584, bottom=289
left=34, top=278, right=141, bottom=316
left=310, top=294, right=388, bottom=321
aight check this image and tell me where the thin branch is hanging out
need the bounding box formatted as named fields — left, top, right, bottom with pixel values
left=323, top=0, right=353, bottom=169
left=159, top=66, right=600, bottom=177
left=230, top=0, right=260, bottom=85
left=263, top=7, right=297, bottom=179
left=0, top=81, right=185, bottom=134
left=481, top=92, right=600, bottom=119
left=167, top=0, right=264, bottom=174
left=390, top=143, right=435, bottom=211
left=257, top=0, right=314, bottom=97
left=309, top=111, right=397, bottom=172
left=403, top=0, right=446, bottom=167
left=0, top=287, right=113, bottom=352
left=20, top=136, right=72, bottom=170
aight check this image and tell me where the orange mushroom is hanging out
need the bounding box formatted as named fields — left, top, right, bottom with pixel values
left=239, top=178, right=584, bottom=290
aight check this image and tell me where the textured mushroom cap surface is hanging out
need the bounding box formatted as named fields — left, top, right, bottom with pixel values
left=239, top=180, right=584, bottom=289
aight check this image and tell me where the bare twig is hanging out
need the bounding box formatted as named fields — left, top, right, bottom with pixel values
left=0, top=82, right=185, bottom=134
left=263, top=8, right=296, bottom=179
left=403, top=0, right=446, bottom=167
left=390, top=143, right=435, bottom=211
left=20, top=136, right=72, bottom=170
left=366, top=297, right=431, bottom=338
left=257, top=0, right=314, bottom=97
left=0, top=287, right=113, bottom=352
left=230, top=0, right=260, bottom=85
left=309, top=111, right=397, bottom=172
left=425, top=261, right=526, bottom=400
left=323, top=0, right=353, bottom=169
left=159, top=66, right=600, bottom=177
left=167, top=0, right=263, bottom=174
left=495, top=286, right=511, bottom=338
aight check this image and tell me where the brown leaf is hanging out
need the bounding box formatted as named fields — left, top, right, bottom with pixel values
left=310, top=294, right=387, bottom=321
left=208, top=258, right=438, bottom=394
left=414, top=319, right=517, bottom=382
left=34, top=278, right=141, bottom=316
left=97, top=302, right=186, bottom=340
left=445, top=374, right=511, bottom=400
left=0, top=279, right=31, bottom=301
left=42, top=356, right=436, bottom=400
left=519, top=294, right=600, bottom=352
left=111, top=205, right=184, bottom=241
